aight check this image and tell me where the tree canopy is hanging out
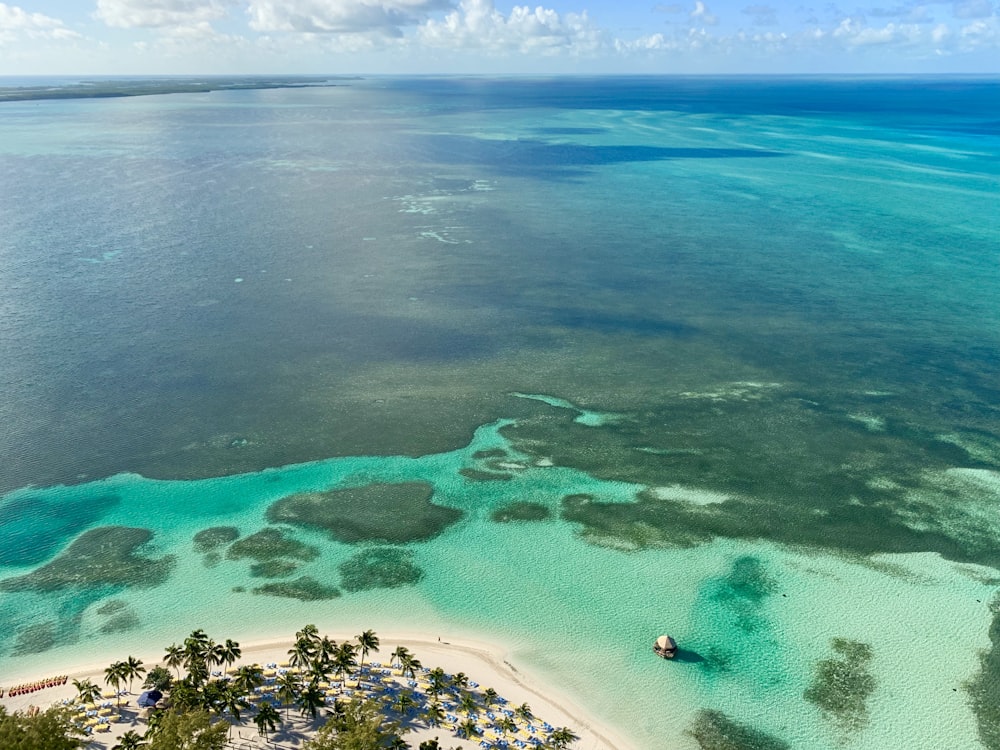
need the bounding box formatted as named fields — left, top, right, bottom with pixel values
left=143, top=708, right=228, bottom=750
left=0, top=705, right=85, bottom=750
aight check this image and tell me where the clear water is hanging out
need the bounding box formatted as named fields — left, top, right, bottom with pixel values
left=1, top=77, right=999, bottom=750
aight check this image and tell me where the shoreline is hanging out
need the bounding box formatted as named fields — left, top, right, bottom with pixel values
left=1, top=628, right=642, bottom=750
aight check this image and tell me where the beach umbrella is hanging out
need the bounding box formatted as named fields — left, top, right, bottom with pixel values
left=137, top=689, right=162, bottom=708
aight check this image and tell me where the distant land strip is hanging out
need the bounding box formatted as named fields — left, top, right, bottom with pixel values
left=0, top=76, right=356, bottom=103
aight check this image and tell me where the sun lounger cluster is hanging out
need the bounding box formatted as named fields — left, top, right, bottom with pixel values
left=51, top=697, right=123, bottom=735
left=1, top=675, right=68, bottom=698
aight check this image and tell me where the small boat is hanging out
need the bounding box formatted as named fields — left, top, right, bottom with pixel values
left=653, top=634, right=677, bottom=659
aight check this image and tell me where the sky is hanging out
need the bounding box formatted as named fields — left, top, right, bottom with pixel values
left=0, top=0, right=998, bottom=76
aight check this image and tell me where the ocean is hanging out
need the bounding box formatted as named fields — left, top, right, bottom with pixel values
left=1, top=76, right=998, bottom=749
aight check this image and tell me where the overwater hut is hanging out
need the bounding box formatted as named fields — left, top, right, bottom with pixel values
left=653, top=635, right=677, bottom=659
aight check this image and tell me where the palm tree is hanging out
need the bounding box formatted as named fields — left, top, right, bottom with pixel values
left=422, top=701, right=444, bottom=728
left=318, top=635, right=338, bottom=665
left=183, top=629, right=211, bottom=673
left=483, top=687, right=499, bottom=708
left=548, top=726, right=580, bottom=749
left=288, top=639, right=315, bottom=669
left=457, top=718, right=480, bottom=739
left=451, top=672, right=469, bottom=692
left=296, top=623, right=321, bottom=645
left=356, top=629, right=380, bottom=672
left=306, top=658, right=333, bottom=686
left=124, top=656, right=146, bottom=693
left=216, top=683, right=248, bottom=740
left=73, top=678, right=101, bottom=705
left=276, top=671, right=300, bottom=720
left=299, top=681, right=325, bottom=720
left=112, top=729, right=147, bottom=750
left=515, top=702, right=533, bottom=723
left=458, top=691, right=478, bottom=718
left=163, top=644, right=185, bottom=678
left=332, top=641, right=358, bottom=684
left=394, top=689, right=417, bottom=717
left=498, top=715, right=517, bottom=736
left=104, top=661, right=127, bottom=708
left=390, top=645, right=411, bottom=671
left=206, top=640, right=226, bottom=673
left=219, top=638, right=241, bottom=673
left=233, top=664, right=264, bottom=696
left=427, top=668, right=448, bottom=702
left=399, top=654, right=422, bottom=680
left=254, top=701, right=281, bottom=740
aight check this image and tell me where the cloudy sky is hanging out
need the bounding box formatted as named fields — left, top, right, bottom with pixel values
left=1, top=0, right=998, bottom=75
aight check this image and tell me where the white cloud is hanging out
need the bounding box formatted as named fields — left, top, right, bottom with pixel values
left=952, top=0, right=994, bottom=20
left=418, top=0, right=605, bottom=55
left=690, top=1, right=718, bottom=26
left=247, top=0, right=453, bottom=36
left=95, top=0, right=232, bottom=30
left=0, top=3, right=80, bottom=42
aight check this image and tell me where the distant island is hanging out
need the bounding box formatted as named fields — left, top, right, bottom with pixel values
left=0, top=76, right=354, bottom=103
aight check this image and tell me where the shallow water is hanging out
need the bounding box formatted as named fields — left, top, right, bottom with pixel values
left=1, top=76, right=999, bottom=749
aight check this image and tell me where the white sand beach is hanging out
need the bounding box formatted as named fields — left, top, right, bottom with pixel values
left=1, top=630, right=642, bottom=750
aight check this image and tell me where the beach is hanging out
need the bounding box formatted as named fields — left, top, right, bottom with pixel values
left=0, top=630, right=641, bottom=750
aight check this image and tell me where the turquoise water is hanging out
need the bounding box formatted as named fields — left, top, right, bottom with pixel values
left=1, top=77, right=999, bottom=749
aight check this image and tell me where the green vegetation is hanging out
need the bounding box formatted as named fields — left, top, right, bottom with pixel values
left=304, top=697, right=405, bottom=749
left=0, top=705, right=85, bottom=749
left=267, top=482, right=463, bottom=543
left=251, top=576, right=340, bottom=601
left=0, top=526, right=175, bottom=592
left=491, top=501, right=551, bottom=522
left=144, top=708, right=228, bottom=750
left=193, top=527, right=240, bottom=554
left=338, top=547, right=423, bottom=591
left=804, top=638, right=876, bottom=734
left=687, top=709, right=791, bottom=750
left=968, top=597, right=1000, bottom=750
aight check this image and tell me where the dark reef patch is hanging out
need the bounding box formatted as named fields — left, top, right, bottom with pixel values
left=967, top=597, right=1000, bottom=750
left=804, top=638, right=876, bottom=734
left=99, top=611, right=141, bottom=634
left=708, top=556, right=778, bottom=634
left=225, top=527, right=319, bottom=563
left=460, top=468, right=514, bottom=482
left=506, top=394, right=1000, bottom=569
left=193, top=526, right=240, bottom=554
left=267, top=482, right=462, bottom=543
left=96, top=599, right=127, bottom=616
left=491, top=502, right=551, bottom=523
left=12, top=621, right=59, bottom=656
left=472, top=449, right=508, bottom=460
left=458, top=469, right=514, bottom=482
left=0, top=526, right=175, bottom=593
left=338, top=547, right=423, bottom=592
left=251, top=576, right=340, bottom=601
left=250, top=559, right=300, bottom=578
left=688, top=709, right=791, bottom=750
left=0, top=492, right=120, bottom=566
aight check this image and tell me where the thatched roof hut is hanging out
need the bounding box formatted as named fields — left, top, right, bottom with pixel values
left=653, top=635, right=677, bottom=659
